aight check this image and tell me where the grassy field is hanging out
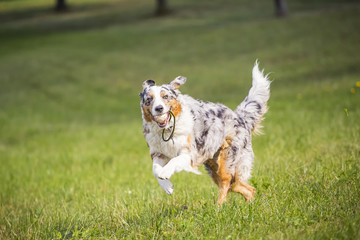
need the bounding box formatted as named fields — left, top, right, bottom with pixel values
left=1, top=0, right=360, bottom=239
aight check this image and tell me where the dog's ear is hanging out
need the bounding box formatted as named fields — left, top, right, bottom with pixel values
left=139, top=91, right=144, bottom=100
left=170, top=76, right=186, bottom=90
left=142, top=79, right=155, bottom=89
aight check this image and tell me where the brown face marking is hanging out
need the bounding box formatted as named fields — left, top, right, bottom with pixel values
left=167, top=98, right=182, bottom=117
left=160, top=89, right=182, bottom=117
left=142, top=92, right=154, bottom=122
left=160, top=91, right=167, bottom=98
left=160, top=90, right=171, bottom=103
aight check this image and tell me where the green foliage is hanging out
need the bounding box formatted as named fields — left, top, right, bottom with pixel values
left=1, top=0, right=360, bottom=239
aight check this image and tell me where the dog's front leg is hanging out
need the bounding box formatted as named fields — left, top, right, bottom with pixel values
left=153, top=157, right=174, bottom=195
left=157, top=153, right=201, bottom=180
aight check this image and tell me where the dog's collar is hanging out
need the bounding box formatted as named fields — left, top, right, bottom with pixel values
left=162, top=111, right=176, bottom=142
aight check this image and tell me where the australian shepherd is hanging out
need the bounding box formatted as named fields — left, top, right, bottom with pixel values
left=139, top=62, right=271, bottom=205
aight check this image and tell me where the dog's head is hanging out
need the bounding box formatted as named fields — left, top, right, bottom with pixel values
left=140, top=76, right=186, bottom=128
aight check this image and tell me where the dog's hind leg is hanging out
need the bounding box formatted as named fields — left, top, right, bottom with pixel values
left=232, top=172, right=255, bottom=202
left=205, top=139, right=237, bottom=205
left=216, top=141, right=233, bottom=206
left=230, top=145, right=255, bottom=202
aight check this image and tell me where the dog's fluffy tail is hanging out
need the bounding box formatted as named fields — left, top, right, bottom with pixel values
left=235, top=61, right=271, bottom=134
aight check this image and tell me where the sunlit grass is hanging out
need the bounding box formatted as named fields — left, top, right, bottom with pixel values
left=0, top=0, right=360, bottom=239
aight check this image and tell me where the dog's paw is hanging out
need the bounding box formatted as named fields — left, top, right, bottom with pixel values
left=157, top=178, right=174, bottom=195
left=157, top=167, right=174, bottom=180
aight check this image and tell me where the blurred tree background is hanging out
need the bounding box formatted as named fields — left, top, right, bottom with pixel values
left=55, top=0, right=68, bottom=12
left=53, top=0, right=288, bottom=16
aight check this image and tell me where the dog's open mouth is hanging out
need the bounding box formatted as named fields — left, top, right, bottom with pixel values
left=152, top=112, right=170, bottom=128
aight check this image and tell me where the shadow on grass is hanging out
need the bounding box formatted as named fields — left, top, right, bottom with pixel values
left=1, top=0, right=359, bottom=36
left=0, top=0, right=275, bottom=36
left=0, top=2, right=157, bottom=35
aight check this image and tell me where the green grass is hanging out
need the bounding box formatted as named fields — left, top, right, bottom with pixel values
left=1, top=0, right=360, bottom=239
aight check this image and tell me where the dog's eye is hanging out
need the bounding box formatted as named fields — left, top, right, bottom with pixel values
left=145, top=97, right=152, bottom=106
left=163, top=95, right=169, bottom=100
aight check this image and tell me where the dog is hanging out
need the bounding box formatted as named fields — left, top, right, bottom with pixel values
left=139, top=62, right=271, bottom=205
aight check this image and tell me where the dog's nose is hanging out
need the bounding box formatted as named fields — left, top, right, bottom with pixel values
left=155, top=105, right=164, bottom=113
